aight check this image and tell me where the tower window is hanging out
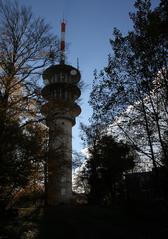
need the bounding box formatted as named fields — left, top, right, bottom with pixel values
left=60, top=72, right=65, bottom=82
left=61, top=176, right=66, bottom=182
left=51, top=76, right=54, bottom=84
left=54, top=74, right=57, bottom=83
left=64, top=91, right=68, bottom=100
left=61, top=188, right=66, bottom=195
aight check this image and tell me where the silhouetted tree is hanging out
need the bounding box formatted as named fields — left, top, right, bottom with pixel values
left=80, top=123, right=136, bottom=205
left=90, top=0, right=168, bottom=171
left=161, top=131, right=168, bottom=167
left=0, top=0, right=58, bottom=210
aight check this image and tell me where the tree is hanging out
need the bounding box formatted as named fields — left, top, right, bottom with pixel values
left=0, top=0, right=59, bottom=124
left=89, top=0, right=168, bottom=171
left=0, top=0, right=59, bottom=210
left=80, top=123, right=136, bottom=205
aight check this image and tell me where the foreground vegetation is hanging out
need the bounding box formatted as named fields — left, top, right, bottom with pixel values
left=1, top=201, right=168, bottom=239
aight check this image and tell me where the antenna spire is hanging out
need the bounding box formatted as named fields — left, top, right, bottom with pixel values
left=77, top=57, right=79, bottom=69
left=60, top=19, right=66, bottom=64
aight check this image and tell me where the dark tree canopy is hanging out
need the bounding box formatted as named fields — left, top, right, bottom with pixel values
left=0, top=0, right=58, bottom=210
left=89, top=0, right=168, bottom=170
left=80, top=123, right=136, bottom=205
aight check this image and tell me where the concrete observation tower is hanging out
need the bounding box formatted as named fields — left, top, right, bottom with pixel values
left=41, top=21, right=81, bottom=205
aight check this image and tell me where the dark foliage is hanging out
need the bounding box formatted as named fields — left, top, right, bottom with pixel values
left=81, top=130, right=136, bottom=205
left=89, top=0, right=168, bottom=170
left=0, top=0, right=56, bottom=211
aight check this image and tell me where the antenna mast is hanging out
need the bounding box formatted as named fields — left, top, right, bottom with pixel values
left=60, top=19, right=66, bottom=64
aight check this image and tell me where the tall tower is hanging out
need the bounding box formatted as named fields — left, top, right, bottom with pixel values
left=41, top=21, right=81, bottom=205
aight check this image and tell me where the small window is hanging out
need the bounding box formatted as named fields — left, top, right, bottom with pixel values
left=61, top=188, right=66, bottom=195
left=64, top=91, right=68, bottom=100
left=61, top=176, right=66, bottom=182
left=59, top=88, right=62, bottom=98
left=50, top=76, right=54, bottom=84
left=65, top=74, right=69, bottom=82
left=54, top=74, right=57, bottom=83
left=62, top=90, right=65, bottom=99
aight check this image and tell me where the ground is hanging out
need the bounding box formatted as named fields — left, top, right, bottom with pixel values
left=39, top=203, right=168, bottom=239
left=0, top=203, right=168, bottom=238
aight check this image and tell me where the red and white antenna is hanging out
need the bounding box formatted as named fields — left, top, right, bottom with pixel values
left=60, top=19, right=66, bottom=64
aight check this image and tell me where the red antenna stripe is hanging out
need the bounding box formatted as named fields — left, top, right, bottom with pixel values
left=61, top=41, right=65, bottom=51
left=61, top=22, right=66, bottom=32
left=60, top=20, right=66, bottom=63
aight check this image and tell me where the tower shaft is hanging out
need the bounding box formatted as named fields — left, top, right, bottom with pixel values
left=42, top=64, right=81, bottom=205
left=47, top=116, right=72, bottom=204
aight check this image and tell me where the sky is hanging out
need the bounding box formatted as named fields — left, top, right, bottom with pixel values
left=19, top=0, right=160, bottom=153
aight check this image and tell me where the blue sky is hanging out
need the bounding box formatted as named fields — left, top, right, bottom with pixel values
left=19, top=0, right=160, bottom=153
